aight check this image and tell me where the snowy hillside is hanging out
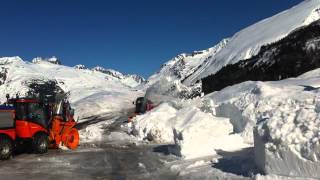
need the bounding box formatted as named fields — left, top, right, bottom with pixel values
left=147, top=39, right=229, bottom=86
left=0, top=57, right=143, bottom=119
left=189, top=0, right=320, bottom=83
left=92, top=66, right=145, bottom=88
left=144, top=39, right=228, bottom=100
left=203, top=19, right=320, bottom=93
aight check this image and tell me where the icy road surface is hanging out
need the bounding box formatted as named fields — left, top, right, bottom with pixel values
left=0, top=115, right=179, bottom=180
left=0, top=143, right=179, bottom=180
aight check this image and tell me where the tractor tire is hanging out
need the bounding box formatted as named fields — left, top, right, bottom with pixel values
left=32, top=133, right=49, bottom=154
left=0, top=135, right=13, bottom=160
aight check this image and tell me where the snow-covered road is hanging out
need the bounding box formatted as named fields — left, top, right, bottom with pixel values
left=0, top=143, right=179, bottom=180
left=0, top=115, right=179, bottom=180
left=0, top=115, right=262, bottom=180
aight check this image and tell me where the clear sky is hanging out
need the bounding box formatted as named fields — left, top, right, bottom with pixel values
left=0, top=0, right=303, bottom=78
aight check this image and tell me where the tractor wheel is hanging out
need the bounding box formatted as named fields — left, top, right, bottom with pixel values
left=32, top=133, right=49, bottom=154
left=0, top=135, right=13, bottom=160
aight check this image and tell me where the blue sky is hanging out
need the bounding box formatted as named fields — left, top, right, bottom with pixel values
left=0, top=0, right=303, bottom=78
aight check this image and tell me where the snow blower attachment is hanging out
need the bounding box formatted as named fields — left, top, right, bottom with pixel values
left=0, top=80, right=79, bottom=160
left=48, top=94, right=79, bottom=150
left=128, top=97, right=154, bottom=122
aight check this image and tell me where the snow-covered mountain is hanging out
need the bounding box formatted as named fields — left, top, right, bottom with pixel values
left=191, top=0, right=320, bottom=83
left=33, top=57, right=145, bottom=88
left=144, top=39, right=229, bottom=100
left=203, top=19, right=320, bottom=93
left=148, top=0, right=320, bottom=95
left=147, top=39, right=229, bottom=86
left=32, top=56, right=62, bottom=65
left=0, top=57, right=143, bottom=119
left=92, top=66, right=145, bottom=87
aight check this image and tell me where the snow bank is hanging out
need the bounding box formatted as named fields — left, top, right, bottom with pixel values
left=79, top=120, right=113, bottom=142
left=80, top=121, right=134, bottom=143
left=172, top=107, right=246, bottom=159
left=73, top=91, right=139, bottom=120
left=80, top=125, right=104, bottom=142
left=205, top=68, right=320, bottom=177
left=131, top=103, right=178, bottom=143
left=131, top=102, right=248, bottom=159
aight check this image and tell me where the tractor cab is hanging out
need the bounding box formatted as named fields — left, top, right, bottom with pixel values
left=9, top=98, right=50, bottom=129
left=7, top=98, right=49, bottom=139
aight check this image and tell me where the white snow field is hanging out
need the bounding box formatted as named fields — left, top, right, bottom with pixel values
left=0, top=57, right=143, bottom=120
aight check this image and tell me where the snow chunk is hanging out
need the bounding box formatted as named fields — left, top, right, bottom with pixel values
left=132, top=103, right=178, bottom=143
left=173, top=107, right=247, bottom=159
left=131, top=102, right=248, bottom=159
left=80, top=123, right=105, bottom=142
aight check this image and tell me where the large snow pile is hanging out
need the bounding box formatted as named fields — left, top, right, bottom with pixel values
left=131, top=103, right=178, bottom=143
left=130, top=103, right=248, bottom=159
left=0, top=57, right=143, bottom=120
left=172, top=107, right=246, bottom=159
left=204, top=68, right=320, bottom=178
left=185, top=0, right=320, bottom=83
left=80, top=117, right=134, bottom=143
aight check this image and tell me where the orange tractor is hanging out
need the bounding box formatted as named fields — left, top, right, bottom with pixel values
left=0, top=92, right=79, bottom=160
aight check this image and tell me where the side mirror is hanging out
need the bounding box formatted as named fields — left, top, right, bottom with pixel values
left=132, top=101, right=135, bottom=105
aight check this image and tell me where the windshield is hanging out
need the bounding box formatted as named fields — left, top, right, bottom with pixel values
left=15, top=103, right=27, bottom=120
left=14, top=102, right=49, bottom=128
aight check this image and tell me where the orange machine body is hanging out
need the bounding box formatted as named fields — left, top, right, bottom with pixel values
left=15, top=120, right=48, bottom=138
left=49, top=115, right=79, bottom=150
